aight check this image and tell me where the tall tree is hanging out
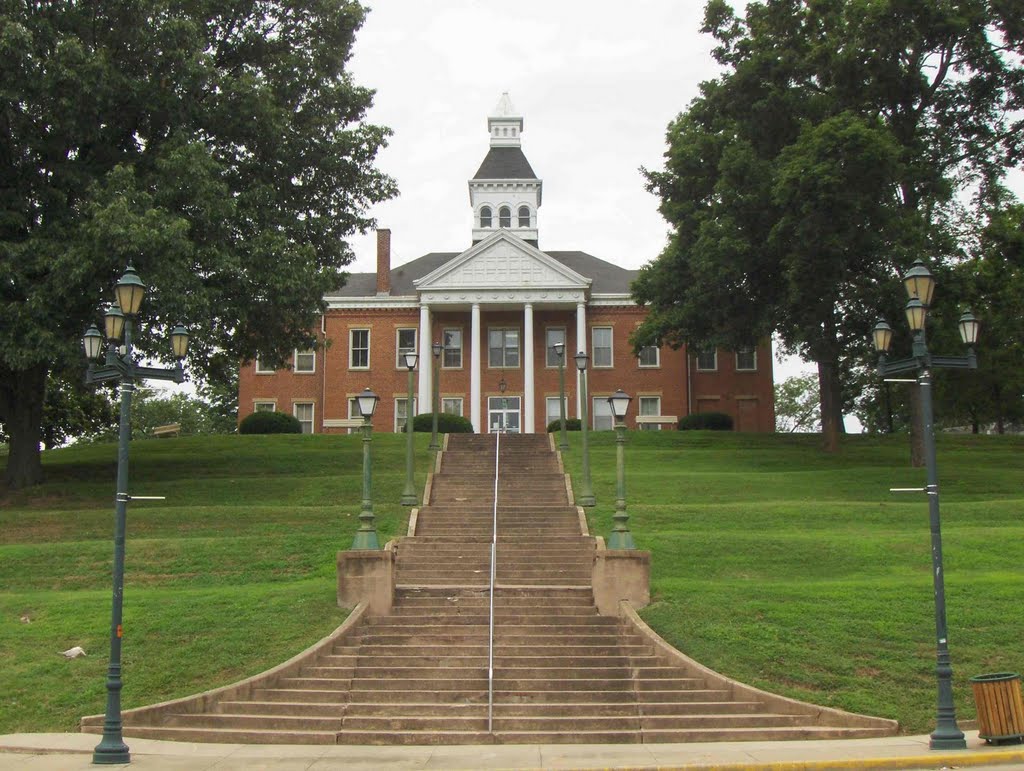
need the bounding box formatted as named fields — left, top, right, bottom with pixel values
left=633, top=0, right=1023, bottom=454
left=0, top=0, right=396, bottom=487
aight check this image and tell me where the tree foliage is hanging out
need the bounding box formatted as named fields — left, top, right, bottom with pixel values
left=0, top=0, right=396, bottom=487
left=774, top=373, right=821, bottom=433
left=633, top=0, right=1024, bottom=453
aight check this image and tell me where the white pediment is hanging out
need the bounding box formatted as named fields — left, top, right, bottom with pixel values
left=414, top=232, right=590, bottom=292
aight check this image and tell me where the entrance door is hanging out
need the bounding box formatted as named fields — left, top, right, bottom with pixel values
left=488, top=396, right=521, bottom=433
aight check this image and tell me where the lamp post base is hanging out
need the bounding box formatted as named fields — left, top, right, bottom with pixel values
left=400, top=491, right=418, bottom=506
left=351, top=528, right=380, bottom=550
left=92, top=739, right=130, bottom=765
left=578, top=494, right=596, bottom=507
left=929, top=733, right=967, bottom=751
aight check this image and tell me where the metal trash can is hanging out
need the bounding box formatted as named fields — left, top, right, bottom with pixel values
left=970, top=672, right=1024, bottom=745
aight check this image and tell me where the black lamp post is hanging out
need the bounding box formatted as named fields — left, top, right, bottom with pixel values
left=430, top=341, right=443, bottom=450
left=606, top=388, right=635, bottom=549
left=352, top=388, right=381, bottom=550
left=574, top=351, right=595, bottom=506
left=82, top=266, right=189, bottom=766
left=498, top=376, right=508, bottom=431
left=552, top=341, right=569, bottom=451
left=401, top=351, right=419, bottom=505
left=872, top=258, right=979, bottom=752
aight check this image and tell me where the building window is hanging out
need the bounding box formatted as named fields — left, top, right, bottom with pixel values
left=592, top=327, right=613, bottom=368
left=395, top=398, right=417, bottom=432
left=347, top=397, right=360, bottom=434
left=350, top=329, right=370, bottom=369
left=443, top=328, right=462, bottom=368
left=499, top=206, right=511, bottom=228
left=396, top=328, right=417, bottom=369
left=255, top=358, right=275, bottom=374
left=518, top=206, right=530, bottom=227
left=480, top=206, right=492, bottom=228
left=696, top=348, right=717, bottom=371
left=638, top=396, right=662, bottom=431
left=592, top=397, right=614, bottom=431
left=254, top=401, right=276, bottom=412
left=546, top=396, right=568, bottom=427
left=441, top=397, right=463, bottom=416
left=294, top=402, right=314, bottom=434
left=488, top=328, right=520, bottom=367
left=294, top=348, right=315, bottom=373
left=638, top=346, right=659, bottom=368
left=545, top=328, right=566, bottom=367
left=736, top=347, right=757, bottom=371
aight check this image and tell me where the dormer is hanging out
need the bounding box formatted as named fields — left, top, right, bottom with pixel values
left=469, top=93, right=542, bottom=247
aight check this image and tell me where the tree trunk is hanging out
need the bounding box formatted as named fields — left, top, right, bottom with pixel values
left=908, top=384, right=925, bottom=467
left=1, top=364, right=48, bottom=490
left=817, top=360, right=843, bottom=453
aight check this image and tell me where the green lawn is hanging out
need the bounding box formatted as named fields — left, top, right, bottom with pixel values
left=566, top=430, right=1024, bottom=733
left=2, top=430, right=1022, bottom=736
left=0, top=433, right=431, bottom=734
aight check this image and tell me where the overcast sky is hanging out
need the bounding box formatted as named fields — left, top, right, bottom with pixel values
left=342, top=1, right=1022, bottom=400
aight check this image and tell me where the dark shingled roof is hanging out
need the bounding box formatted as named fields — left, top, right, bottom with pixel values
left=472, top=147, right=537, bottom=179
left=332, top=250, right=637, bottom=297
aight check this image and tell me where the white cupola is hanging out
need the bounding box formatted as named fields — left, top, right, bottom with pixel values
left=469, top=93, right=542, bottom=246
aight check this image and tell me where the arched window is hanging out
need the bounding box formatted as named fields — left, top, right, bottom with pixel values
left=499, top=206, right=511, bottom=228
left=518, top=206, right=530, bottom=227
left=480, top=206, right=492, bottom=228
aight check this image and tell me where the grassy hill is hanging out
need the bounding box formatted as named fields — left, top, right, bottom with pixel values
left=2, top=430, right=1022, bottom=735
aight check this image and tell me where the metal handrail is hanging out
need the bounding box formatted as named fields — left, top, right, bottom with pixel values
left=487, top=429, right=500, bottom=732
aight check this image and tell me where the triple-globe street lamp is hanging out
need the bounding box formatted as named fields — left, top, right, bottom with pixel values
left=400, top=351, right=419, bottom=506
left=351, top=387, right=381, bottom=550
left=872, top=258, right=980, bottom=752
left=82, top=266, right=189, bottom=766
left=574, top=351, right=595, bottom=507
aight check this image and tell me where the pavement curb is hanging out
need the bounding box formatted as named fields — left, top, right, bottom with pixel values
left=645, top=748, right=1024, bottom=770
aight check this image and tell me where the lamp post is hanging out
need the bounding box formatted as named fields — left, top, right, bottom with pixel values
left=82, top=266, right=189, bottom=766
left=430, top=341, right=443, bottom=450
left=352, top=388, right=381, bottom=550
left=553, top=341, right=569, bottom=451
left=574, top=351, right=595, bottom=507
left=607, top=389, right=635, bottom=549
left=498, top=376, right=508, bottom=431
left=401, top=351, right=419, bottom=505
left=872, top=258, right=980, bottom=752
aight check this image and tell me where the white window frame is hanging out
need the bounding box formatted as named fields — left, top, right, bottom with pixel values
left=592, top=327, right=613, bottom=368
left=350, top=328, right=370, bottom=370
left=592, top=396, right=614, bottom=431
left=480, top=206, right=492, bottom=228
left=498, top=206, right=512, bottom=228
left=546, top=396, right=569, bottom=427
left=638, top=396, right=662, bottom=431
left=293, top=402, right=315, bottom=434
left=638, top=345, right=660, bottom=368
left=736, top=347, right=757, bottom=371
left=294, top=348, right=315, bottom=373
left=441, top=397, right=463, bottom=416
left=396, top=328, right=417, bottom=369
left=253, top=401, right=276, bottom=412
left=545, top=327, right=567, bottom=368
left=254, top=357, right=275, bottom=374
left=442, top=328, right=463, bottom=369
left=518, top=206, right=531, bottom=227
left=394, top=397, right=418, bottom=433
left=696, top=349, right=718, bottom=372
left=488, top=327, right=520, bottom=368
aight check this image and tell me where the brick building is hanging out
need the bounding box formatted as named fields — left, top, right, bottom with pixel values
left=238, top=95, right=775, bottom=435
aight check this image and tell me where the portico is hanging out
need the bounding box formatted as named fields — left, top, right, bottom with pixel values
left=414, top=230, right=590, bottom=434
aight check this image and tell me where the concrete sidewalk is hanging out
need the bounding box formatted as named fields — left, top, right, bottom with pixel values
left=2, top=732, right=1024, bottom=770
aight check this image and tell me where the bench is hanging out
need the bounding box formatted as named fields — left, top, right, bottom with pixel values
left=635, top=415, right=678, bottom=428
left=152, top=423, right=181, bottom=438
left=322, top=418, right=366, bottom=430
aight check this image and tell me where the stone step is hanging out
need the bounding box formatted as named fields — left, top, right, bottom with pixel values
left=250, top=689, right=350, bottom=704
left=165, top=713, right=343, bottom=731
left=115, top=726, right=337, bottom=744
left=349, top=678, right=489, bottom=692
left=218, top=701, right=346, bottom=717
left=347, top=690, right=487, bottom=704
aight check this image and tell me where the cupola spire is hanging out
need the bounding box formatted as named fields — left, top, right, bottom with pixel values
left=487, top=92, right=523, bottom=147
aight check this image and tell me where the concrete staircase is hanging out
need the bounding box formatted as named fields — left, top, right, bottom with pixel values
left=82, top=432, right=898, bottom=744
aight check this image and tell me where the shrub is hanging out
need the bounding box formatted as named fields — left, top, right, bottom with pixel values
left=678, top=412, right=734, bottom=431
left=546, top=418, right=582, bottom=432
left=411, top=413, right=474, bottom=433
left=239, top=411, right=303, bottom=434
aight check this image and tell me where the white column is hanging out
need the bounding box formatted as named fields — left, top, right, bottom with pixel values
left=471, top=303, right=482, bottom=433
left=523, top=303, right=535, bottom=433
left=575, top=302, right=586, bottom=417
left=417, top=304, right=431, bottom=414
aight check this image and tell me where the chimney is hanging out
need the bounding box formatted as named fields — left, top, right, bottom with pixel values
left=376, top=229, right=391, bottom=294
